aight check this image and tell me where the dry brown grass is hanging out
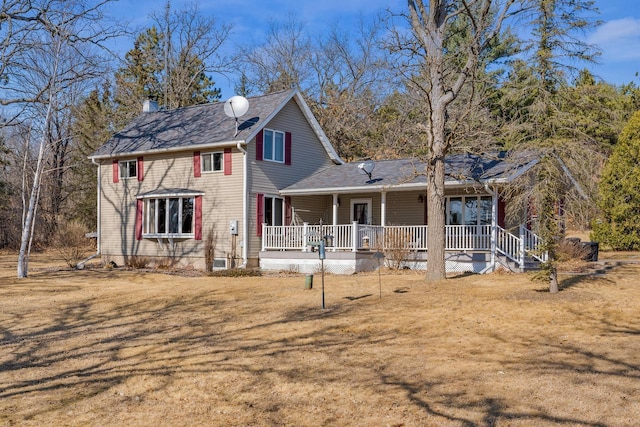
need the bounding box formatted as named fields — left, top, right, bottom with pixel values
left=1, top=251, right=640, bottom=426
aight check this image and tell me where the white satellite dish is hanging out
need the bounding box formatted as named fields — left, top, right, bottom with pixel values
left=224, top=95, right=249, bottom=119
left=224, top=95, right=249, bottom=137
left=357, top=160, right=375, bottom=180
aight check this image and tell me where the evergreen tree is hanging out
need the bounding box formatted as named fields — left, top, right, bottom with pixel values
left=592, top=111, right=640, bottom=250
left=500, top=0, right=601, bottom=292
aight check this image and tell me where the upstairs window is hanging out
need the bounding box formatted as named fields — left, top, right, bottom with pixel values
left=202, top=152, right=223, bottom=173
left=119, top=159, right=137, bottom=179
left=263, top=129, right=285, bottom=163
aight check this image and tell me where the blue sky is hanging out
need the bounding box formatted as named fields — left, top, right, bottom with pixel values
left=110, top=0, right=640, bottom=98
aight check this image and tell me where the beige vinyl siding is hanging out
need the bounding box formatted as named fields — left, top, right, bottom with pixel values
left=248, top=99, right=335, bottom=193
left=386, top=191, right=426, bottom=225
left=290, top=195, right=333, bottom=225
left=248, top=98, right=337, bottom=260
left=98, top=148, right=245, bottom=269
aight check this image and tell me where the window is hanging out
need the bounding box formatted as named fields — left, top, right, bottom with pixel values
left=119, top=159, right=137, bottom=179
left=263, top=129, right=285, bottom=163
left=446, top=196, right=493, bottom=226
left=264, top=196, right=284, bottom=226
left=351, top=199, right=372, bottom=225
left=144, top=197, right=194, bottom=236
left=202, top=152, right=223, bottom=173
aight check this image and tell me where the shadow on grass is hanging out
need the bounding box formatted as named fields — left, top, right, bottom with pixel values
left=0, top=266, right=637, bottom=425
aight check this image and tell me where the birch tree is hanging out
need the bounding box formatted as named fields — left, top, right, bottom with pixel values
left=4, top=0, right=120, bottom=278
left=392, top=0, right=516, bottom=282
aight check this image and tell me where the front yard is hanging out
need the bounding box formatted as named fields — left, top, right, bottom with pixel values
left=1, top=251, right=639, bottom=426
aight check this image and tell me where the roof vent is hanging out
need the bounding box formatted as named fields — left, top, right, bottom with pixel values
left=143, top=100, right=159, bottom=113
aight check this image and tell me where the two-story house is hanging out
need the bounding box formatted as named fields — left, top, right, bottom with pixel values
left=89, top=89, right=542, bottom=274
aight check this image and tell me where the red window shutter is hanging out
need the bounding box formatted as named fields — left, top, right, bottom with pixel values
left=285, top=131, right=292, bottom=165
left=256, top=193, right=264, bottom=237
left=194, top=195, right=203, bottom=240
left=135, top=199, right=143, bottom=240
left=193, top=151, right=201, bottom=177
left=224, top=148, right=232, bottom=175
left=137, top=157, right=144, bottom=182
left=112, top=160, right=119, bottom=183
left=255, top=130, right=263, bottom=161
left=285, top=196, right=292, bottom=225
left=498, top=197, right=506, bottom=228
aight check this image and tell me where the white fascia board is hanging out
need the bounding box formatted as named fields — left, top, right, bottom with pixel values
left=280, top=178, right=511, bottom=196
left=88, top=140, right=245, bottom=161
left=244, top=90, right=297, bottom=144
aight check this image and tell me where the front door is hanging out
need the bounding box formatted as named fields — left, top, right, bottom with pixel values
left=351, top=199, right=371, bottom=225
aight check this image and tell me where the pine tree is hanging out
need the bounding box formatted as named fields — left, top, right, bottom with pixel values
left=592, top=111, right=640, bottom=250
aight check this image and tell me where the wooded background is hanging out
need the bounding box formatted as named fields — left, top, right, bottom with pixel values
left=2, top=0, right=639, bottom=277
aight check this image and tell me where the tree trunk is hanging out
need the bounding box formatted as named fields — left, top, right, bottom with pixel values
left=425, top=102, right=448, bottom=282
left=17, top=98, right=54, bottom=278
left=549, top=266, right=559, bottom=293
left=426, top=158, right=446, bottom=281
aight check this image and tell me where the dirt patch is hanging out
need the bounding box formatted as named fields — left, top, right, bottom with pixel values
left=1, top=251, right=639, bottom=426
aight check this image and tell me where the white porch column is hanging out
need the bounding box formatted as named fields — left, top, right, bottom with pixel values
left=302, top=222, right=309, bottom=252
left=380, top=191, right=387, bottom=226
left=490, top=187, right=497, bottom=271
left=332, top=193, right=339, bottom=226
left=352, top=221, right=359, bottom=252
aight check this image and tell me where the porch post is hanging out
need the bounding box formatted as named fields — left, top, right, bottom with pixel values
left=302, top=222, right=309, bottom=252
left=261, top=223, right=266, bottom=252
left=332, top=194, right=339, bottom=252
left=380, top=191, right=386, bottom=226
left=490, top=187, right=497, bottom=271
left=352, top=221, right=359, bottom=252
left=519, top=225, right=526, bottom=267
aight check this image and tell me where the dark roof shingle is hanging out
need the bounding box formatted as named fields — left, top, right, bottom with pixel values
left=90, top=90, right=295, bottom=158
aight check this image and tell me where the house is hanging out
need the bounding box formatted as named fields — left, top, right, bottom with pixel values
left=89, top=89, right=543, bottom=274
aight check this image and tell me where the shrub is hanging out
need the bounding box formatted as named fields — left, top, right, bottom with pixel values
left=126, top=256, right=150, bottom=269
left=53, top=220, right=91, bottom=268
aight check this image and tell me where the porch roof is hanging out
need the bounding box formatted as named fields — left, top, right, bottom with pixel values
left=280, top=151, right=537, bottom=195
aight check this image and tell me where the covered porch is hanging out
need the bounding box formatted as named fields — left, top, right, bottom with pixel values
left=260, top=223, right=545, bottom=274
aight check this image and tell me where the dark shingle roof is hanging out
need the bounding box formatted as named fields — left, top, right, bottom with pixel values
left=90, top=90, right=296, bottom=158
left=281, top=152, right=538, bottom=194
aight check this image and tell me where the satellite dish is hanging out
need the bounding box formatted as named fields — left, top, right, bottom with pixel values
left=224, top=95, right=249, bottom=118
left=357, top=160, right=375, bottom=179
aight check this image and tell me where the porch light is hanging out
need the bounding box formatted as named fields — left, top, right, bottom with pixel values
left=418, top=194, right=424, bottom=203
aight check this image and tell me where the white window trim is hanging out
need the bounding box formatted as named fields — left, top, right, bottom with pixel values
left=351, top=198, right=372, bottom=225
left=264, top=194, right=285, bottom=227
left=142, top=196, right=196, bottom=238
left=445, top=195, right=493, bottom=226
left=119, top=159, right=137, bottom=179
left=201, top=151, right=224, bottom=173
left=263, top=128, right=285, bottom=164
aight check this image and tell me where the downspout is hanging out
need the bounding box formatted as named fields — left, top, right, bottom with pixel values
left=237, top=141, right=248, bottom=267
left=78, top=158, right=101, bottom=268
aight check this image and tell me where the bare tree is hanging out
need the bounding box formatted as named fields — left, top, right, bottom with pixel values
left=4, top=0, right=121, bottom=278
left=390, top=0, right=516, bottom=282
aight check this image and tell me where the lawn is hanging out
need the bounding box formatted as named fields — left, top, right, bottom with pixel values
left=1, top=251, right=639, bottom=426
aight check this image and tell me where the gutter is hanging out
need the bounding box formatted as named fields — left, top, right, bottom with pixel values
left=78, top=158, right=101, bottom=268
left=88, top=140, right=242, bottom=161
left=280, top=178, right=511, bottom=196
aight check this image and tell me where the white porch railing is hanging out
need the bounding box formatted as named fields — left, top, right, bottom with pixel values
left=262, top=222, right=545, bottom=268
left=520, top=225, right=548, bottom=263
